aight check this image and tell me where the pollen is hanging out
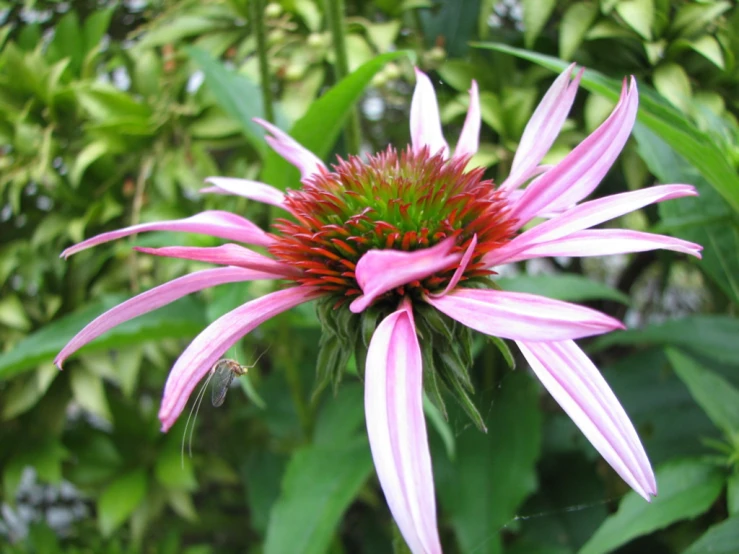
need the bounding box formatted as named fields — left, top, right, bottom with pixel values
left=269, top=146, right=515, bottom=306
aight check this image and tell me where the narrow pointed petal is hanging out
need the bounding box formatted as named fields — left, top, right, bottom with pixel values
left=511, top=78, right=638, bottom=225
left=349, top=238, right=460, bottom=313
left=517, top=340, right=657, bottom=500
left=484, top=184, right=697, bottom=266
left=425, top=288, right=623, bottom=341
left=365, top=300, right=442, bottom=554
left=134, top=244, right=300, bottom=276
left=501, top=229, right=703, bottom=263
left=55, top=267, right=277, bottom=368
left=410, top=69, right=449, bottom=159
left=254, top=118, right=326, bottom=181
left=428, top=235, right=477, bottom=298
left=61, top=211, right=274, bottom=258
left=202, top=177, right=287, bottom=208
left=502, top=65, right=582, bottom=191
left=453, top=80, right=480, bottom=160
left=159, top=286, right=319, bottom=431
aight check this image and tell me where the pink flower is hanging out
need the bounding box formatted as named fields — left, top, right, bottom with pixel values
left=56, top=65, right=701, bottom=553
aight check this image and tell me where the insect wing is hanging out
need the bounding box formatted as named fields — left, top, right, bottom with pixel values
left=211, top=360, right=238, bottom=407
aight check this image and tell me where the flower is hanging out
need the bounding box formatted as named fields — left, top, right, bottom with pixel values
left=56, top=65, right=702, bottom=553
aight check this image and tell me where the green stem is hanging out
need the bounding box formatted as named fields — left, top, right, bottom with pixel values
left=324, top=0, right=361, bottom=154
left=251, top=0, right=275, bottom=123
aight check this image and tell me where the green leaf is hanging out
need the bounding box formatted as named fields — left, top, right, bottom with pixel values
left=155, top=435, right=197, bottom=491
left=653, top=63, right=691, bottom=111
left=70, top=366, right=112, bottom=422
left=591, top=316, right=739, bottom=365
left=424, top=394, right=455, bottom=460
left=1, top=364, right=58, bottom=420
left=666, top=349, right=739, bottom=437
left=435, top=372, right=542, bottom=554
left=261, top=51, right=409, bottom=191
left=671, top=1, right=732, bottom=38
left=683, top=516, right=739, bottom=554
left=313, top=382, right=365, bottom=445
left=615, top=0, right=654, bottom=40
left=185, top=47, right=268, bottom=156
left=632, top=124, right=739, bottom=303
left=0, top=295, right=207, bottom=381
left=471, top=43, right=739, bottom=214
left=728, top=473, right=739, bottom=516
left=579, top=459, right=725, bottom=554
left=135, top=16, right=231, bottom=50
left=559, top=3, right=599, bottom=60
left=264, top=438, right=374, bottom=554
left=98, top=469, right=148, bottom=537
left=686, top=35, right=725, bottom=70
left=70, top=141, right=109, bottom=187
left=496, top=274, right=630, bottom=304
left=522, top=0, right=556, bottom=48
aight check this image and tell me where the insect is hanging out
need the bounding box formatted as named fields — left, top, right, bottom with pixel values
left=180, top=350, right=268, bottom=467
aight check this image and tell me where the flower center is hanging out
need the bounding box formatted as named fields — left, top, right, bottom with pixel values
left=269, top=146, right=515, bottom=307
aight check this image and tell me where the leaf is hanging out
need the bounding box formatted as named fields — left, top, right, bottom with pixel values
left=522, top=0, right=556, bottom=48
left=313, top=382, right=365, bottom=445
left=496, top=274, right=630, bottom=304
left=579, top=459, right=725, bottom=554
left=98, top=469, right=148, bottom=537
left=136, top=16, right=231, bottom=50
left=728, top=473, right=739, bottom=516
left=155, top=435, right=197, bottom=491
left=424, top=394, right=455, bottom=460
left=186, top=47, right=268, bottom=157
left=614, top=0, right=654, bottom=40
left=1, top=364, right=58, bottom=420
left=687, top=35, right=725, bottom=70
left=591, top=315, right=739, bottom=365
left=261, top=51, right=409, bottom=191
left=264, top=438, right=374, bottom=554
left=653, top=63, right=691, bottom=111
left=70, top=366, right=112, bottom=422
left=435, top=372, right=542, bottom=554
left=632, top=124, right=739, bottom=303
left=683, top=516, right=739, bottom=554
left=70, top=141, right=109, bottom=187
left=559, top=3, right=599, bottom=60
left=471, top=43, right=739, bottom=214
left=0, top=295, right=207, bottom=381
left=671, top=1, right=732, bottom=38
left=666, top=349, right=739, bottom=437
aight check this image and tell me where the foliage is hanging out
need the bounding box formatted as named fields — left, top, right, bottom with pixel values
left=1, top=0, right=738, bottom=552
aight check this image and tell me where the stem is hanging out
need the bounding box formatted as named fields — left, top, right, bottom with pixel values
left=128, top=156, right=155, bottom=293
left=324, top=0, right=361, bottom=154
left=251, top=0, right=275, bottom=123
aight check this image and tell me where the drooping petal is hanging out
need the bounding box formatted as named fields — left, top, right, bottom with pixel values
left=159, top=286, right=319, bottom=431
left=517, top=340, right=657, bottom=500
left=502, top=64, right=582, bottom=191
left=55, top=267, right=278, bottom=368
left=428, top=235, right=477, bottom=298
left=510, top=78, right=638, bottom=225
left=500, top=229, right=703, bottom=263
left=425, top=288, right=623, bottom=341
left=484, top=184, right=697, bottom=266
left=254, top=118, right=326, bottom=181
left=202, top=177, right=287, bottom=208
left=365, top=299, right=442, bottom=554
left=134, top=244, right=300, bottom=277
left=61, top=211, right=274, bottom=258
left=410, top=69, right=450, bottom=159
left=453, top=80, right=480, bottom=160
left=350, top=238, right=460, bottom=313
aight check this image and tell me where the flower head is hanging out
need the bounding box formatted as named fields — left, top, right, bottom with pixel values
left=57, top=64, right=701, bottom=553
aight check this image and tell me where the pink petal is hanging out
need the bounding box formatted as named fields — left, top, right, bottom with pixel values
left=61, top=211, right=274, bottom=258
left=425, top=288, right=623, bottom=341
left=254, top=118, right=326, bottom=181
left=410, top=69, right=450, bottom=159
left=510, top=78, right=638, bottom=225
left=134, top=244, right=301, bottom=277
left=501, top=229, right=703, bottom=263
left=517, top=340, right=656, bottom=500
left=428, top=235, right=477, bottom=298
left=159, top=286, right=319, bottom=431
left=55, top=267, right=277, bottom=368
left=365, top=299, right=442, bottom=554
left=485, top=184, right=697, bottom=266
left=502, top=64, right=582, bottom=191
left=349, top=238, right=461, bottom=313
left=453, top=80, right=480, bottom=160
left=202, top=177, right=287, bottom=208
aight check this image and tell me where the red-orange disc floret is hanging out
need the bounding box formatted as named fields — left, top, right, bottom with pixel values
left=269, top=146, right=516, bottom=304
